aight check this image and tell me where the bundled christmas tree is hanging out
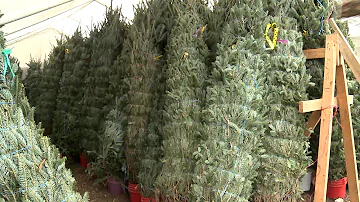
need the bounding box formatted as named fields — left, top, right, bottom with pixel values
left=23, top=58, right=42, bottom=113
left=137, top=0, right=175, bottom=199
left=191, top=1, right=267, bottom=201
left=36, top=39, right=66, bottom=136
left=253, top=2, right=311, bottom=201
left=80, top=8, right=128, bottom=158
left=0, top=43, right=88, bottom=201
left=52, top=29, right=86, bottom=157
left=154, top=2, right=209, bottom=200
left=121, top=2, right=160, bottom=186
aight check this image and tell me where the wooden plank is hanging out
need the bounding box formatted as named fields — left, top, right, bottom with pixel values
left=304, top=48, right=326, bottom=59
left=314, top=34, right=337, bottom=202
left=329, top=18, right=360, bottom=83
left=304, top=110, right=321, bottom=137
left=299, top=95, right=353, bottom=113
left=335, top=52, right=360, bottom=202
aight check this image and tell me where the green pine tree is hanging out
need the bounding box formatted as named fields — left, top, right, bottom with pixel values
left=254, top=2, right=311, bottom=200
left=121, top=2, right=160, bottom=185
left=154, top=2, right=209, bottom=200
left=80, top=8, right=128, bottom=159
left=37, top=39, right=66, bottom=136
left=52, top=29, right=85, bottom=157
left=137, top=0, right=175, bottom=199
left=192, top=1, right=267, bottom=201
left=24, top=58, right=42, bottom=114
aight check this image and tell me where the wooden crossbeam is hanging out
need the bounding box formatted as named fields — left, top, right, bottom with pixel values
left=329, top=18, right=360, bottom=84
left=304, top=48, right=326, bottom=59
left=299, top=95, right=353, bottom=113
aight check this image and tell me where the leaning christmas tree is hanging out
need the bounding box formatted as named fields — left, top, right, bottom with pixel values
left=0, top=25, right=88, bottom=201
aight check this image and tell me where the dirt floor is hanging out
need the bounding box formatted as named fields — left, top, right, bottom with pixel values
left=68, top=163, right=130, bottom=202
left=67, top=161, right=351, bottom=202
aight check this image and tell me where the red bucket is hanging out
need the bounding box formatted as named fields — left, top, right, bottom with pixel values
left=141, top=196, right=156, bottom=202
left=326, top=177, right=348, bottom=199
left=129, top=183, right=141, bottom=202
left=80, top=153, right=88, bottom=168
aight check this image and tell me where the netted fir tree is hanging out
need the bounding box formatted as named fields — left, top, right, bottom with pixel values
left=137, top=0, right=176, bottom=199
left=80, top=8, right=128, bottom=159
left=36, top=39, right=66, bottom=136
left=253, top=2, right=311, bottom=201
left=191, top=1, right=267, bottom=201
left=23, top=58, right=42, bottom=114
left=51, top=29, right=86, bottom=158
left=154, top=3, right=209, bottom=201
left=120, top=2, right=161, bottom=186
left=0, top=49, right=88, bottom=202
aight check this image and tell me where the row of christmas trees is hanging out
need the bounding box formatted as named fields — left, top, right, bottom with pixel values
left=22, top=0, right=360, bottom=201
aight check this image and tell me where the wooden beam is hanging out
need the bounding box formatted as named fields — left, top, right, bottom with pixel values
left=329, top=18, right=360, bottom=84
left=299, top=95, right=353, bottom=113
left=336, top=53, right=360, bottom=202
left=304, top=110, right=321, bottom=137
left=304, top=48, right=326, bottom=59
left=314, top=34, right=337, bottom=202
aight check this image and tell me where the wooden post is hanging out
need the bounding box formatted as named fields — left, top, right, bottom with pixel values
left=335, top=48, right=360, bottom=202
left=313, top=34, right=337, bottom=202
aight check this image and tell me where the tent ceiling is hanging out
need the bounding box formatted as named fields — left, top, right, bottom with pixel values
left=0, top=0, right=358, bottom=68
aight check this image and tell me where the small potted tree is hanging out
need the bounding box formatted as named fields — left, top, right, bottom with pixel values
left=87, top=106, right=126, bottom=195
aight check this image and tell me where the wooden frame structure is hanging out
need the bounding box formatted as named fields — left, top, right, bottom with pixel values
left=299, top=19, right=360, bottom=202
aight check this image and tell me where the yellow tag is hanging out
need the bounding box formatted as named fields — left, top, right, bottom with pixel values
left=264, top=23, right=278, bottom=50
left=183, top=52, right=189, bottom=60
left=154, top=55, right=163, bottom=60
left=201, top=26, right=206, bottom=33
left=303, top=30, right=307, bottom=37
left=65, top=49, right=69, bottom=54
left=231, top=44, right=236, bottom=49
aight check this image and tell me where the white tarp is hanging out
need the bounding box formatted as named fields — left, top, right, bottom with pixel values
left=0, top=0, right=359, bottom=73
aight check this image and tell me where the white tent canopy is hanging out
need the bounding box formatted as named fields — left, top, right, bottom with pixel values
left=0, top=0, right=359, bottom=77
left=0, top=0, right=141, bottom=76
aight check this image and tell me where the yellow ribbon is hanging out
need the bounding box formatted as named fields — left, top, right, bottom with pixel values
left=303, top=30, right=307, bottom=37
left=264, top=23, right=279, bottom=50
left=201, top=26, right=206, bottom=33
left=154, top=55, right=163, bottom=60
